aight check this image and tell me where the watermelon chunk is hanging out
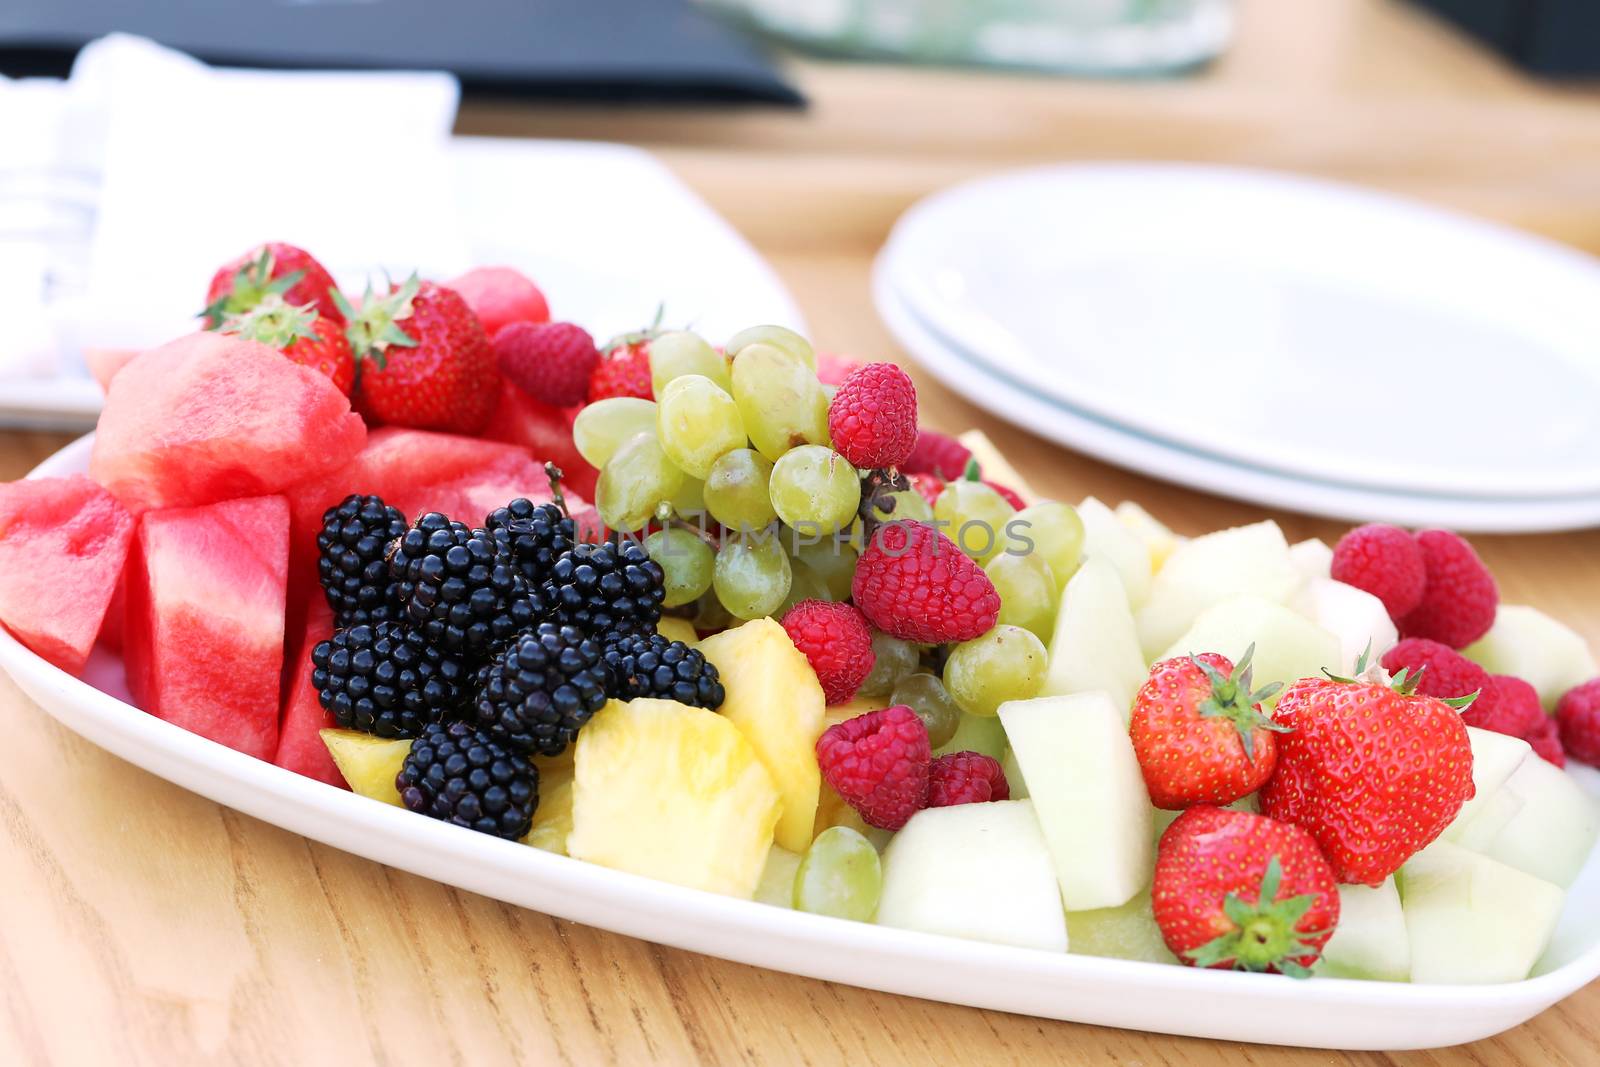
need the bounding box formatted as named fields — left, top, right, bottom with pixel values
left=274, top=598, right=347, bottom=788
left=90, top=331, right=366, bottom=512
left=84, top=347, right=143, bottom=393
left=0, top=476, right=135, bottom=674
left=124, top=495, right=289, bottom=759
left=481, top=378, right=597, bottom=500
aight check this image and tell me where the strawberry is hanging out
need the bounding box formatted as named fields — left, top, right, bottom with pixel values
left=1258, top=654, right=1476, bottom=886
left=1153, top=806, right=1340, bottom=977
left=203, top=242, right=343, bottom=328
left=219, top=296, right=355, bottom=396
left=1129, top=646, right=1287, bottom=810
left=341, top=276, right=500, bottom=435
left=588, top=322, right=658, bottom=404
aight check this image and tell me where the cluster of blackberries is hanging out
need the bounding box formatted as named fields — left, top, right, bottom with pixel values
left=310, top=489, right=723, bottom=840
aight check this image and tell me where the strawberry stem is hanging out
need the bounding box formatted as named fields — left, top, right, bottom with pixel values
left=1184, top=855, right=1328, bottom=978
left=1191, top=643, right=1289, bottom=762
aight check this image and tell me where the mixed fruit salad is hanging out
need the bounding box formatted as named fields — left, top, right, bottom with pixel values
left=2, top=242, right=1598, bottom=986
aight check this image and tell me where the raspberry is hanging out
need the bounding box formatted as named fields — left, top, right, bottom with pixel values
left=494, top=321, right=599, bottom=407
left=1527, top=716, right=1566, bottom=767
left=587, top=343, right=653, bottom=403
left=927, top=751, right=1010, bottom=807
left=1380, top=637, right=1489, bottom=701
left=1556, top=679, right=1600, bottom=766
left=781, top=599, right=876, bottom=705
left=814, top=704, right=930, bottom=830
left=1331, top=524, right=1426, bottom=619
left=815, top=350, right=866, bottom=387
left=984, top=480, right=1026, bottom=510
left=904, top=429, right=972, bottom=480
left=850, top=521, right=1000, bottom=644
left=1397, top=530, right=1498, bottom=648
left=1465, top=674, right=1546, bottom=738
left=827, top=363, right=918, bottom=469
left=908, top=472, right=942, bottom=507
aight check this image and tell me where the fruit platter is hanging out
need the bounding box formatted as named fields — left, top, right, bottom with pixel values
left=2, top=243, right=1598, bottom=1051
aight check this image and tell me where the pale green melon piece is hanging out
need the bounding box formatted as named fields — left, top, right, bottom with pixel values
left=1040, top=555, right=1147, bottom=723
left=1292, top=578, right=1398, bottom=676
left=754, top=846, right=802, bottom=908
left=1467, top=754, right=1599, bottom=889
left=1314, top=877, right=1409, bottom=982
left=1463, top=604, right=1598, bottom=711
left=1065, top=888, right=1177, bottom=965
left=1288, top=538, right=1333, bottom=583
left=1078, top=496, right=1152, bottom=608
left=1136, top=520, right=1299, bottom=658
left=1158, top=595, right=1341, bottom=703
left=1001, top=746, right=1028, bottom=800
left=934, top=711, right=1007, bottom=761
left=1440, top=727, right=1531, bottom=845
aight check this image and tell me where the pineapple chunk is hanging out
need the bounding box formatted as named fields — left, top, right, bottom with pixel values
left=523, top=760, right=576, bottom=854
left=656, top=616, right=699, bottom=647
left=568, top=699, right=782, bottom=898
left=320, top=729, right=409, bottom=806
left=698, top=618, right=826, bottom=852
left=825, top=693, right=890, bottom=728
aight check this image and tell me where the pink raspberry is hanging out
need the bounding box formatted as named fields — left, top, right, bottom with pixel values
left=1465, top=675, right=1546, bottom=739
left=781, top=599, right=875, bottom=705
left=815, top=705, right=930, bottom=830
left=1331, top=524, right=1426, bottom=619
left=1557, top=679, right=1600, bottom=766
left=1397, top=530, right=1499, bottom=649
left=903, top=429, right=972, bottom=480
left=908, top=472, right=942, bottom=507
left=927, top=751, right=1010, bottom=807
left=1527, top=717, right=1566, bottom=767
left=827, top=363, right=919, bottom=469
left=850, top=521, right=1001, bottom=644
left=815, top=350, right=866, bottom=387
left=984, top=480, right=1026, bottom=510
left=1380, top=637, right=1489, bottom=701
left=494, top=321, right=599, bottom=407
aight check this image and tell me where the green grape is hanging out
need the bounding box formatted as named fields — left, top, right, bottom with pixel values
left=595, top=431, right=684, bottom=532
left=793, top=826, right=881, bottom=921
left=572, top=397, right=657, bottom=469
left=942, top=624, right=1048, bottom=717
left=645, top=528, right=715, bottom=608
left=649, top=330, right=731, bottom=393
left=934, top=712, right=1008, bottom=761
left=792, top=536, right=858, bottom=601
left=669, top=475, right=705, bottom=520
left=692, top=589, right=736, bottom=633
left=890, top=672, right=961, bottom=749
left=729, top=343, right=829, bottom=461
left=1012, top=501, right=1086, bottom=589
left=656, top=375, right=746, bottom=480
left=985, top=551, right=1058, bottom=643
left=726, top=324, right=816, bottom=371
left=703, top=448, right=778, bottom=532
left=858, top=630, right=920, bottom=696
left=865, top=487, right=933, bottom=526
left=779, top=558, right=832, bottom=616
left=713, top=534, right=792, bottom=620
left=933, top=481, right=1017, bottom=564
left=769, top=446, right=860, bottom=536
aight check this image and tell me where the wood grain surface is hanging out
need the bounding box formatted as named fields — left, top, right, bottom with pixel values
left=4, top=1, right=1599, bottom=1063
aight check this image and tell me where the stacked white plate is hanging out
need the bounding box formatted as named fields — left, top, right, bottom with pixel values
left=875, top=164, right=1600, bottom=532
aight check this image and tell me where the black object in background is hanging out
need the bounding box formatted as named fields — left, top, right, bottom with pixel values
left=0, top=0, right=803, bottom=105
left=1410, top=0, right=1600, bottom=76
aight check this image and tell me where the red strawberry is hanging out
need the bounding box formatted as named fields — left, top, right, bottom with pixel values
left=1153, top=806, right=1340, bottom=977
left=445, top=265, right=549, bottom=336
left=219, top=296, right=355, bottom=396
left=342, top=276, right=500, bottom=435
left=1258, top=657, right=1476, bottom=885
left=495, top=321, right=600, bottom=408
left=1130, top=647, right=1287, bottom=810
left=850, top=521, right=1000, bottom=644
left=588, top=331, right=655, bottom=404
left=204, top=242, right=343, bottom=328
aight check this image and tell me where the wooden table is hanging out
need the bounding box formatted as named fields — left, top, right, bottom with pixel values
left=4, top=1, right=1599, bottom=1062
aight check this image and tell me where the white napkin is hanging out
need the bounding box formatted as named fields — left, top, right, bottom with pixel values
left=1, top=33, right=467, bottom=378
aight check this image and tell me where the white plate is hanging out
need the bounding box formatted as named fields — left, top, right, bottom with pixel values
left=882, top=164, right=1600, bottom=501
left=6, top=435, right=1600, bottom=1051
left=877, top=270, right=1600, bottom=532
left=0, top=136, right=803, bottom=427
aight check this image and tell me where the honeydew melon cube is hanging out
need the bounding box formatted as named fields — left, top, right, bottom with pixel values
left=1001, top=746, right=1028, bottom=800
left=1078, top=496, right=1151, bottom=608
left=1441, top=727, right=1532, bottom=845
left=1114, top=500, right=1181, bottom=573
left=1314, top=878, right=1409, bottom=982
left=1158, top=595, right=1341, bottom=702
left=1464, top=605, right=1599, bottom=711
left=877, top=800, right=1068, bottom=952
left=1064, top=888, right=1177, bottom=965
left=1467, top=755, right=1599, bottom=889
left=1398, top=841, right=1564, bottom=984
left=1292, top=578, right=1399, bottom=675
left=999, top=692, right=1154, bottom=911
left=1288, top=538, right=1334, bottom=584
left=1136, top=520, right=1299, bottom=658
left=1040, top=555, right=1147, bottom=722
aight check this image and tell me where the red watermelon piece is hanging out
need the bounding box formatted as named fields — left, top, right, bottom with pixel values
left=84, top=347, right=143, bottom=393
left=0, top=475, right=135, bottom=674
left=273, top=598, right=346, bottom=788
left=481, top=378, right=597, bottom=500
left=124, top=495, right=289, bottom=759
left=90, top=331, right=366, bottom=513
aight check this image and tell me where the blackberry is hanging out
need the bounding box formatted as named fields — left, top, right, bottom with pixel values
left=485, top=497, right=574, bottom=587
left=602, top=632, right=725, bottom=710
left=388, top=512, right=543, bottom=658
left=317, top=494, right=407, bottom=626
left=540, top=539, right=665, bottom=638
left=472, top=623, right=610, bottom=755
left=311, top=622, right=466, bottom=737
left=397, top=721, right=537, bottom=840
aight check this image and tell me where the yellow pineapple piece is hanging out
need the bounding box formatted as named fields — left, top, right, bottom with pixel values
left=825, top=693, right=890, bottom=730
left=656, top=616, right=699, bottom=647
left=523, top=760, right=576, bottom=854
left=698, top=618, right=826, bottom=852
left=568, top=699, right=782, bottom=898
left=320, top=729, right=410, bottom=806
